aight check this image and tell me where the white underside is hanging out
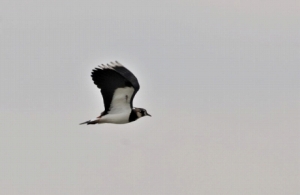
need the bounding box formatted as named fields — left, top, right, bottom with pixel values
left=99, top=111, right=132, bottom=124
left=89, top=87, right=135, bottom=124
left=108, top=87, right=134, bottom=114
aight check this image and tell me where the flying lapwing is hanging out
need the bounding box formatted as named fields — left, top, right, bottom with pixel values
left=80, top=61, right=151, bottom=125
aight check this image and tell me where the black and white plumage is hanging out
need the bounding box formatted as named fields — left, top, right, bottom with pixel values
left=80, top=61, right=151, bottom=125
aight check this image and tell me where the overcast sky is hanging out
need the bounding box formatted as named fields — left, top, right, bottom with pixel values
left=0, top=0, right=299, bottom=194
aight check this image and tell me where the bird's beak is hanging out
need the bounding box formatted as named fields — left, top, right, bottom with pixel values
left=147, top=113, right=152, bottom=117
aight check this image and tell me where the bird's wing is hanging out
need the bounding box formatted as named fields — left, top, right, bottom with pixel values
left=91, top=61, right=140, bottom=115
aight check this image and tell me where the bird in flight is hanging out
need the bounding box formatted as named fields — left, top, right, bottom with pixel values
left=80, top=61, right=151, bottom=125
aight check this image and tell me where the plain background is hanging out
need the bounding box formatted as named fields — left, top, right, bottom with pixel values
left=0, top=0, right=299, bottom=194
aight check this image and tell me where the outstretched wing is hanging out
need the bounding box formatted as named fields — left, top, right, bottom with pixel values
left=91, top=61, right=140, bottom=115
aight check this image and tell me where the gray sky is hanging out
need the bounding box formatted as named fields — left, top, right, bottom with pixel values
left=0, top=0, right=299, bottom=194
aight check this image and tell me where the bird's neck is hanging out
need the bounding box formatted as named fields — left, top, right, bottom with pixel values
left=129, top=109, right=138, bottom=122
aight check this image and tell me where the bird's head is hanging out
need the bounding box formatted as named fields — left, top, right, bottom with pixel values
left=134, top=107, right=151, bottom=118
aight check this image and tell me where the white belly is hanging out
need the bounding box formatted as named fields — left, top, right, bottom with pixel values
left=99, top=112, right=131, bottom=124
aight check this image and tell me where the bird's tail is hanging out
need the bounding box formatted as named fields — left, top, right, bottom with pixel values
left=79, top=119, right=98, bottom=125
